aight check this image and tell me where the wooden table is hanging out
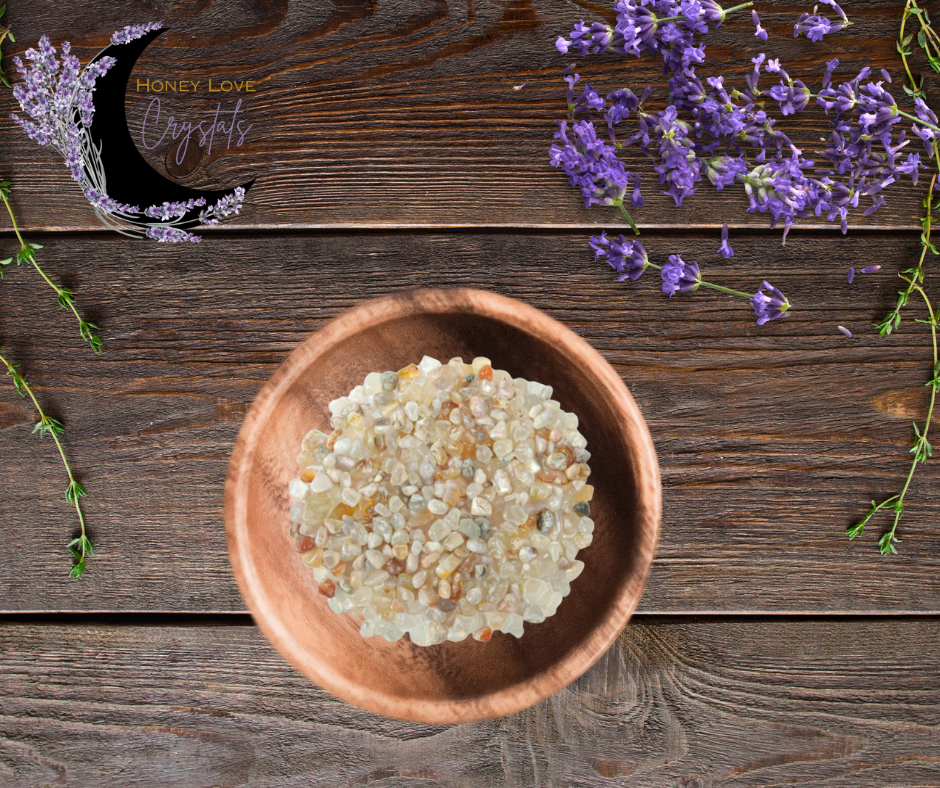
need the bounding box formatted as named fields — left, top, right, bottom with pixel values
left=2, top=2, right=940, bottom=785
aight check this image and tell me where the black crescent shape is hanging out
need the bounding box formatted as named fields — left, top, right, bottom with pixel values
left=87, top=28, right=254, bottom=229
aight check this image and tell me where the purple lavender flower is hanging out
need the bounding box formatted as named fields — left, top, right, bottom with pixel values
left=794, top=0, right=849, bottom=42
left=701, top=0, right=725, bottom=26
left=861, top=265, right=881, bottom=274
left=751, top=281, right=790, bottom=325
left=650, top=105, right=701, bottom=206
left=605, top=86, right=647, bottom=142
left=912, top=98, right=940, bottom=153
left=752, top=11, right=768, bottom=41
left=143, top=198, right=207, bottom=221
left=822, top=58, right=840, bottom=89
left=550, top=120, right=633, bottom=208
left=146, top=226, right=202, bottom=243
left=661, top=254, right=701, bottom=296
left=717, top=223, right=734, bottom=258
left=706, top=156, right=748, bottom=190
left=769, top=77, right=811, bottom=116
left=631, top=173, right=644, bottom=208
left=848, top=267, right=855, bottom=283
left=199, top=187, right=247, bottom=226
left=111, top=22, right=163, bottom=46
left=84, top=187, right=139, bottom=215
left=590, top=232, right=649, bottom=280
left=838, top=325, right=852, bottom=337
left=563, top=0, right=725, bottom=75
left=857, top=81, right=900, bottom=137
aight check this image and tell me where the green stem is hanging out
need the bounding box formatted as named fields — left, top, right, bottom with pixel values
left=0, top=352, right=91, bottom=575
left=721, top=2, right=755, bottom=17
left=657, top=2, right=753, bottom=25
left=879, top=285, right=938, bottom=553
left=900, top=1, right=919, bottom=90
left=642, top=261, right=755, bottom=301
left=1, top=189, right=100, bottom=352
left=697, top=280, right=754, bottom=299
left=618, top=202, right=640, bottom=235
left=897, top=107, right=940, bottom=131
left=881, top=144, right=940, bottom=335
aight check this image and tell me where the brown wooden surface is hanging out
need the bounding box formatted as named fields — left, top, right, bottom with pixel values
left=1, top=233, right=939, bottom=614
left=2, top=0, right=940, bottom=784
left=0, top=0, right=931, bottom=232
left=3, top=619, right=940, bottom=787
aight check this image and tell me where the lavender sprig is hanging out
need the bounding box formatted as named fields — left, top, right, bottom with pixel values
left=0, top=351, right=94, bottom=577
left=794, top=1, right=851, bottom=43
left=589, top=232, right=790, bottom=324
left=0, top=181, right=102, bottom=352
left=110, top=22, right=162, bottom=46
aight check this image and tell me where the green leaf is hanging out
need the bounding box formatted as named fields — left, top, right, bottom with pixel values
left=846, top=522, right=864, bottom=539
left=919, top=28, right=928, bottom=49
left=69, top=560, right=86, bottom=579
left=878, top=532, right=900, bottom=556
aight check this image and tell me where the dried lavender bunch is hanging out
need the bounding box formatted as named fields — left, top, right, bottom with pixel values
left=8, top=25, right=246, bottom=242
left=551, top=2, right=940, bottom=323
left=555, top=2, right=940, bottom=552
left=0, top=352, right=94, bottom=577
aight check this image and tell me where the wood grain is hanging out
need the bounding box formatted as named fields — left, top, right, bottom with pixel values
left=2, top=619, right=939, bottom=787
left=1, top=232, right=939, bottom=613
left=0, top=0, right=933, bottom=232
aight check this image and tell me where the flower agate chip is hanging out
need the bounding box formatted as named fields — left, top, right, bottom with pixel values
left=287, top=356, right=595, bottom=646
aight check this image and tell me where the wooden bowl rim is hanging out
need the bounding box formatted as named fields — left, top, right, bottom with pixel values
left=224, top=288, right=661, bottom=723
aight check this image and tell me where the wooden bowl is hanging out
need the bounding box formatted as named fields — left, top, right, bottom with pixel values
left=224, top=289, right=660, bottom=723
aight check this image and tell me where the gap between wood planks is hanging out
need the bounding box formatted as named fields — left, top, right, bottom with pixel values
left=0, top=225, right=927, bottom=237
left=2, top=612, right=940, bottom=626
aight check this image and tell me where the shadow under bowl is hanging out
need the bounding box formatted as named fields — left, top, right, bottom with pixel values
left=224, top=288, right=660, bottom=723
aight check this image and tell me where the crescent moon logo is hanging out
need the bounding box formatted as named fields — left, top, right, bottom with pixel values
left=10, top=22, right=254, bottom=242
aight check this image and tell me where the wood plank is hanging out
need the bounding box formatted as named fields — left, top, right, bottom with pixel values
left=0, top=0, right=931, bottom=232
left=1, top=232, right=939, bottom=613
left=2, top=619, right=939, bottom=786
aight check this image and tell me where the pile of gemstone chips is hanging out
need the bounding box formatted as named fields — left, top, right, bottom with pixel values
left=288, top=355, right=595, bottom=646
